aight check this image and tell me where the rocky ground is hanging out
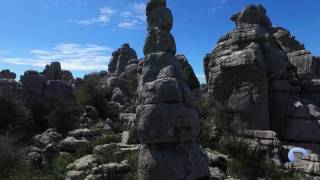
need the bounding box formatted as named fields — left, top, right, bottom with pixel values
left=1, top=1, right=320, bottom=180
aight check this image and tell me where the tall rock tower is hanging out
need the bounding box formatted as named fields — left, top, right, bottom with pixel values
left=136, top=0, right=210, bottom=179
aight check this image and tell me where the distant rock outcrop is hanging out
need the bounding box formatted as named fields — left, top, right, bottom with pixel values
left=0, top=69, right=16, bottom=79
left=99, top=43, right=139, bottom=106
left=205, top=4, right=320, bottom=152
left=136, top=0, right=210, bottom=179
left=20, top=70, right=73, bottom=102
left=41, top=62, right=74, bottom=83
left=0, top=70, right=20, bottom=97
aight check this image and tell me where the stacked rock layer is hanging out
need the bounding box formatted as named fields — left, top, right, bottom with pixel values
left=136, top=0, right=210, bottom=179
left=205, top=4, right=320, bottom=152
left=99, top=43, right=139, bottom=105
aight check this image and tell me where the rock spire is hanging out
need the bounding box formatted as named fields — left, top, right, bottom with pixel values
left=136, top=0, right=210, bottom=179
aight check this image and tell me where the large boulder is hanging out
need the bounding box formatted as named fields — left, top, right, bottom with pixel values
left=139, top=143, right=209, bottom=180
left=20, top=70, right=47, bottom=95
left=0, top=69, right=16, bottom=79
left=33, top=128, right=63, bottom=148
left=41, top=62, right=62, bottom=80
left=98, top=44, right=139, bottom=107
left=108, top=43, right=137, bottom=76
left=205, top=4, right=320, bottom=153
left=59, top=136, right=91, bottom=152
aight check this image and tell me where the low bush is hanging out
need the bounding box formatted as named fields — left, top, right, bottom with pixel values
left=51, top=155, right=78, bottom=180
left=124, top=151, right=139, bottom=180
left=0, top=96, right=31, bottom=129
left=75, top=76, right=108, bottom=118
left=47, top=98, right=81, bottom=135
left=215, top=136, right=306, bottom=180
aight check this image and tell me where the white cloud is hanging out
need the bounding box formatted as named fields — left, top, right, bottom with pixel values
left=76, top=6, right=115, bottom=25
left=118, top=20, right=141, bottom=30
left=210, top=0, right=229, bottom=13
left=1, top=43, right=112, bottom=71
left=118, top=2, right=146, bottom=30
left=72, top=2, right=146, bottom=30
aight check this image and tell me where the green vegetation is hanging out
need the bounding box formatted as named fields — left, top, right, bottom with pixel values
left=51, top=155, right=78, bottom=180
left=75, top=76, right=108, bottom=118
left=215, top=136, right=306, bottom=180
left=0, top=96, right=31, bottom=129
left=48, top=99, right=81, bottom=135
left=197, top=98, right=306, bottom=180
left=124, top=151, right=139, bottom=180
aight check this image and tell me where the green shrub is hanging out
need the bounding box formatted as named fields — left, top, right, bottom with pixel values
left=75, top=76, right=108, bottom=118
left=124, top=151, right=139, bottom=180
left=215, top=136, right=306, bottom=180
left=51, top=155, right=77, bottom=180
left=0, top=136, right=46, bottom=180
left=0, top=96, right=31, bottom=129
left=196, top=95, right=228, bottom=149
left=0, top=136, right=21, bottom=179
left=48, top=99, right=81, bottom=135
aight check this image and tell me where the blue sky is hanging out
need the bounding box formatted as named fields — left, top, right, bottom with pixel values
left=0, top=0, right=319, bottom=83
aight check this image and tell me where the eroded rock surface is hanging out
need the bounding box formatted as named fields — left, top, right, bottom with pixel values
left=205, top=4, right=320, bottom=152
left=136, top=0, right=210, bottom=179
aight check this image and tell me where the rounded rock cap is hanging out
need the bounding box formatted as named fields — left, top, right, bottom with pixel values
left=147, top=0, right=166, bottom=12
left=231, top=4, right=272, bottom=28
left=122, top=43, right=130, bottom=48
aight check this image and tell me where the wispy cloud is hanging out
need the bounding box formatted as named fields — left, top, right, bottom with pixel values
left=1, top=43, right=112, bottom=71
left=0, top=51, right=8, bottom=57
left=118, top=2, right=146, bottom=30
left=71, top=2, right=146, bottom=30
left=210, top=0, right=229, bottom=13
left=76, top=6, right=115, bottom=26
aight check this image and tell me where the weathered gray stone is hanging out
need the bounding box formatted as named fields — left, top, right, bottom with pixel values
left=176, top=55, right=200, bottom=90
left=93, top=143, right=118, bottom=161
left=41, top=62, right=62, bottom=80
left=143, top=28, right=176, bottom=55
left=147, top=6, right=173, bottom=31
left=108, top=43, right=137, bottom=76
left=85, top=161, right=130, bottom=180
left=60, top=137, right=91, bottom=152
left=231, top=4, right=272, bottom=28
left=33, top=128, right=63, bottom=148
left=20, top=70, right=47, bottom=95
left=205, top=4, right=320, bottom=147
left=138, top=143, right=210, bottom=180
left=136, top=104, right=199, bottom=144
left=137, top=0, right=210, bottom=179
left=0, top=69, right=16, bottom=79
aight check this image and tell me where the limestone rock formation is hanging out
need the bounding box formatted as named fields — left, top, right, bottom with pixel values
left=205, top=4, right=320, bottom=152
left=20, top=70, right=73, bottom=105
left=176, top=55, right=200, bottom=90
left=42, top=62, right=62, bottom=80
left=285, top=152, right=320, bottom=177
left=136, top=0, right=210, bottom=179
left=41, top=62, right=74, bottom=82
left=65, top=144, right=139, bottom=180
left=0, top=69, right=16, bottom=79
left=0, top=70, right=20, bottom=97
left=99, top=43, right=139, bottom=107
